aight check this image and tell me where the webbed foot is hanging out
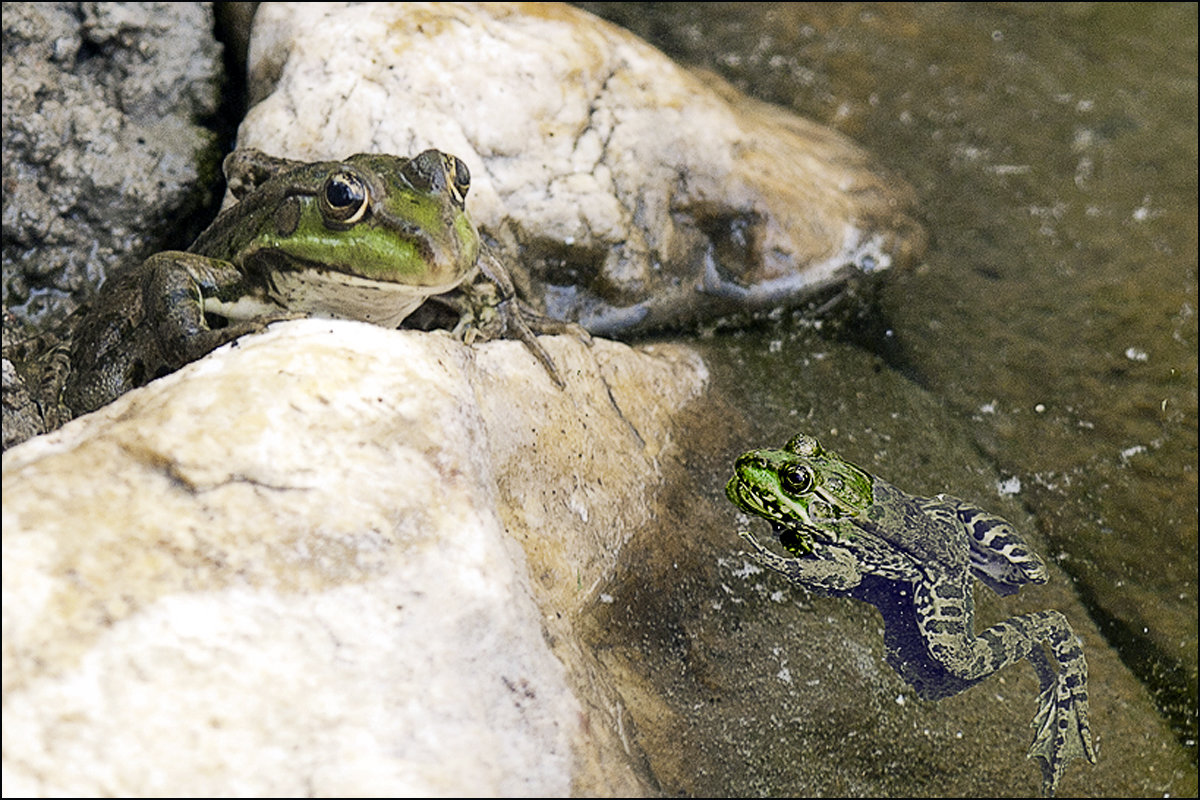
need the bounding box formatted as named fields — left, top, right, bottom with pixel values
left=491, top=296, right=591, bottom=389
left=737, top=530, right=792, bottom=572
left=737, top=530, right=862, bottom=592
left=1027, top=638, right=1096, bottom=796
left=457, top=249, right=592, bottom=388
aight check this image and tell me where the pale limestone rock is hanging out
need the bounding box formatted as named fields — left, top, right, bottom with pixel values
left=241, top=2, right=924, bottom=333
left=2, top=321, right=706, bottom=795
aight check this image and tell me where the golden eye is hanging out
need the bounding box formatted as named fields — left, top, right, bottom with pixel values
left=320, top=171, right=369, bottom=226
left=446, top=155, right=471, bottom=205
left=779, top=464, right=813, bottom=496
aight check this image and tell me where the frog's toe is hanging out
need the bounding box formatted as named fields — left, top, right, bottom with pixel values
left=737, top=530, right=770, bottom=555
left=563, top=319, right=594, bottom=346
left=514, top=301, right=593, bottom=345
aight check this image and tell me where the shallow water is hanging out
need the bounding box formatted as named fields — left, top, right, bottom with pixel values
left=585, top=0, right=1197, bottom=749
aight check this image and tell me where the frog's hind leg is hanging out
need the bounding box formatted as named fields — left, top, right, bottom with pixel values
left=915, top=584, right=1095, bottom=796
left=1023, top=612, right=1096, bottom=796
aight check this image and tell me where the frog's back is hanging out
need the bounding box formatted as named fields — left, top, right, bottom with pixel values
left=865, top=480, right=1048, bottom=595
left=860, top=480, right=972, bottom=572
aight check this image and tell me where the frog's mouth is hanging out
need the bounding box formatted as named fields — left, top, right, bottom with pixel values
left=727, top=476, right=821, bottom=556
left=726, top=478, right=780, bottom=522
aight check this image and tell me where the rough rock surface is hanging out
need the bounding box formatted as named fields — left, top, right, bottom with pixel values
left=2, top=2, right=224, bottom=446
left=2, top=2, right=223, bottom=325
left=2, top=322, right=706, bottom=795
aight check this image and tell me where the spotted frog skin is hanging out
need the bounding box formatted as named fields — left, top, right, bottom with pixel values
left=726, top=433, right=1095, bottom=796
left=15, top=148, right=580, bottom=432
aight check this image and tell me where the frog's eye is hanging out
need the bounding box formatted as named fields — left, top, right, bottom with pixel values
left=778, top=464, right=813, bottom=496
left=320, top=171, right=370, bottom=227
left=446, top=155, right=471, bottom=206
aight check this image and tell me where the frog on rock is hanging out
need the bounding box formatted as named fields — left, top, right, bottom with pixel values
left=16, top=148, right=579, bottom=431
left=726, top=433, right=1095, bottom=796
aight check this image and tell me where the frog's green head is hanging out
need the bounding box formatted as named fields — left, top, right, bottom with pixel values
left=224, top=149, right=481, bottom=292
left=725, top=434, right=875, bottom=554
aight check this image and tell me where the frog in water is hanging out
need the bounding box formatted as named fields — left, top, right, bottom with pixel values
left=725, top=433, right=1095, bottom=796
left=11, top=148, right=581, bottom=432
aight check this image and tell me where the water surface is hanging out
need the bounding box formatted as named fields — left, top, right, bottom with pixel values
left=587, top=0, right=1198, bottom=752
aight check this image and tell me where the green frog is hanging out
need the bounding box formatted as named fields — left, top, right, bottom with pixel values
left=725, top=433, right=1095, bottom=796
left=12, top=148, right=580, bottom=432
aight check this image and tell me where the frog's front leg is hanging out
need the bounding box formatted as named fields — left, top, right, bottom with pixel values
left=738, top=530, right=862, bottom=592
left=142, top=251, right=283, bottom=366
left=64, top=252, right=276, bottom=416
left=915, top=578, right=1095, bottom=795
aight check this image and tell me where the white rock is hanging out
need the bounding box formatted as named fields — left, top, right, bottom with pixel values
left=2, top=321, right=706, bottom=795
left=241, top=2, right=924, bottom=333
